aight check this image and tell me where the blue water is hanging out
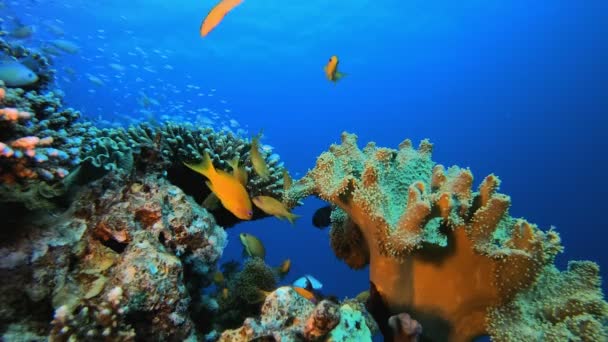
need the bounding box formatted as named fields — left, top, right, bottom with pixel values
left=4, top=0, right=607, bottom=337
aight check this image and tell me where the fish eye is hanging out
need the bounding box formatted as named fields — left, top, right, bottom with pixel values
left=248, top=211, right=253, bottom=216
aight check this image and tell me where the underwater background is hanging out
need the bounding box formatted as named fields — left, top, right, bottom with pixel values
left=1, top=0, right=607, bottom=340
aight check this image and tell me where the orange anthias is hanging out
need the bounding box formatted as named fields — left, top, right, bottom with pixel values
left=324, top=55, right=346, bottom=82
left=184, top=153, right=253, bottom=220
left=200, top=0, right=244, bottom=37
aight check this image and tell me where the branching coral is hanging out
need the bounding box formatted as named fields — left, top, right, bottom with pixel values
left=80, top=122, right=288, bottom=226
left=0, top=86, right=87, bottom=184
left=284, top=132, right=607, bottom=341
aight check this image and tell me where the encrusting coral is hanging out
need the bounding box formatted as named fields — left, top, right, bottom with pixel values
left=284, top=132, right=608, bottom=341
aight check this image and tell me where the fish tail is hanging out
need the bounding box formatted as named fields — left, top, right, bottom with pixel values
left=286, top=212, right=300, bottom=225
left=183, top=152, right=216, bottom=177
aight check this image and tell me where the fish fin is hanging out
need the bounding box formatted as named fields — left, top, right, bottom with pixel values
left=239, top=166, right=248, bottom=185
left=286, top=213, right=300, bottom=225
left=335, top=71, right=347, bottom=81
left=205, top=180, right=216, bottom=195
left=183, top=153, right=215, bottom=177
left=227, top=157, right=248, bottom=185
left=283, top=170, right=292, bottom=191
left=202, top=192, right=220, bottom=210
left=227, top=157, right=239, bottom=171
left=241, top=246, right=250, bottom=258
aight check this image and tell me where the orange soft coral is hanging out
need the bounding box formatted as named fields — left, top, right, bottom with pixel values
left=284, top=132, right=607, bottom=341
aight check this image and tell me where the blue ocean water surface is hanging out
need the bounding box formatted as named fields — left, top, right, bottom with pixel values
left=4, top=0, right=607, bottom=337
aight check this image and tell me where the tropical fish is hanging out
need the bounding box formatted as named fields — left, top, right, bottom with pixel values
left=240, top=232, right=265, bottom=259
left=0, top=59, right=38, bottom=87
left=222, top=287, right=229, bottom=299
left=202, top=192, right=220, bottom=210
left=250, top=132, right=270, bottom=179
left=292, top=287, right=317, bottom=302
left=258, top=286, right=317, bottom=303
left=282, top=169, right=292, bottom=191
left=275, top=258, right=291, bottom=278
left=10, top=25, right=34, bottom=39
left=227, top=156, right=248, bottom=185
left=213, top=271, right=225, bottom=284
left=293, top=274, right=323, bottom=290
left=50, top=39, right=80, bottom=54
left=252, top=195, right=299, bottom=225
left=324, top=55, right=346, bottom=82
left=355, top=290, right=370, bottom=303
left=184, top=153, right=253, bottom=220
left=200, top=0, right=243, bottom=37
left=312, top=205, right=332, bottom=229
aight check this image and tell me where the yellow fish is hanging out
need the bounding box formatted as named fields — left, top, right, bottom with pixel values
left=227, top=156, right=248, bottom=185
left=283, top=169, right=292, bottom=191
left=252, top=195, right=299, bottom=225
left=240, top=233, right=266, bottom=259
left=250, top=132, right=270, bottom=179
left=324, top=55, right=346, bottom=82
left=184, top=153, right=252, bottom=220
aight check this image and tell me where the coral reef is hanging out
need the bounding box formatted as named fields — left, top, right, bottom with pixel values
left=81, top=122, right=287, bottom=226
left=0, top=174, right=227, bottom=340
left=0, top=86, right=88, bottom=185
left=211, top=258, right=278, bottom=331
left=487, top=260, right=608, bottom=341
left=0, top=41, right=93, bottom=211
left=284, top=132, right=608, bottom=341
left=218, top=286, right=376, bottom=341
left=50, top=286, right=135, bottom=341
left=0, top=38, right=55, bottom=89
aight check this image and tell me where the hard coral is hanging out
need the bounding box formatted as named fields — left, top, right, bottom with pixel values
left=0, top=173, right=227, bottom=340
left=81, top=122, right=287, bottom=226
left=218, top=287, right=374, bottom=341
left=284, top=132, right=607, bottom=341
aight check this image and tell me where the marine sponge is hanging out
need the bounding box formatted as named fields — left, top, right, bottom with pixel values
left=284, top=132, right=607, bottom=341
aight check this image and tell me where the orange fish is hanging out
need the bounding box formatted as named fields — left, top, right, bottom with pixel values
left=275, top=258, right=291, bottom=278
left=324, top=55, right=346, bottom=82
left=293, top=287, right=316, bottom=302
left=200, top=0, right=244, bottom=37
left=184, top=153, right=253, bottom=220
left=258, top=286, right=316, bottom=303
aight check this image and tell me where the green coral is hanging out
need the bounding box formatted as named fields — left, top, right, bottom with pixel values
left=487, top=261, right=608, bottom=341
